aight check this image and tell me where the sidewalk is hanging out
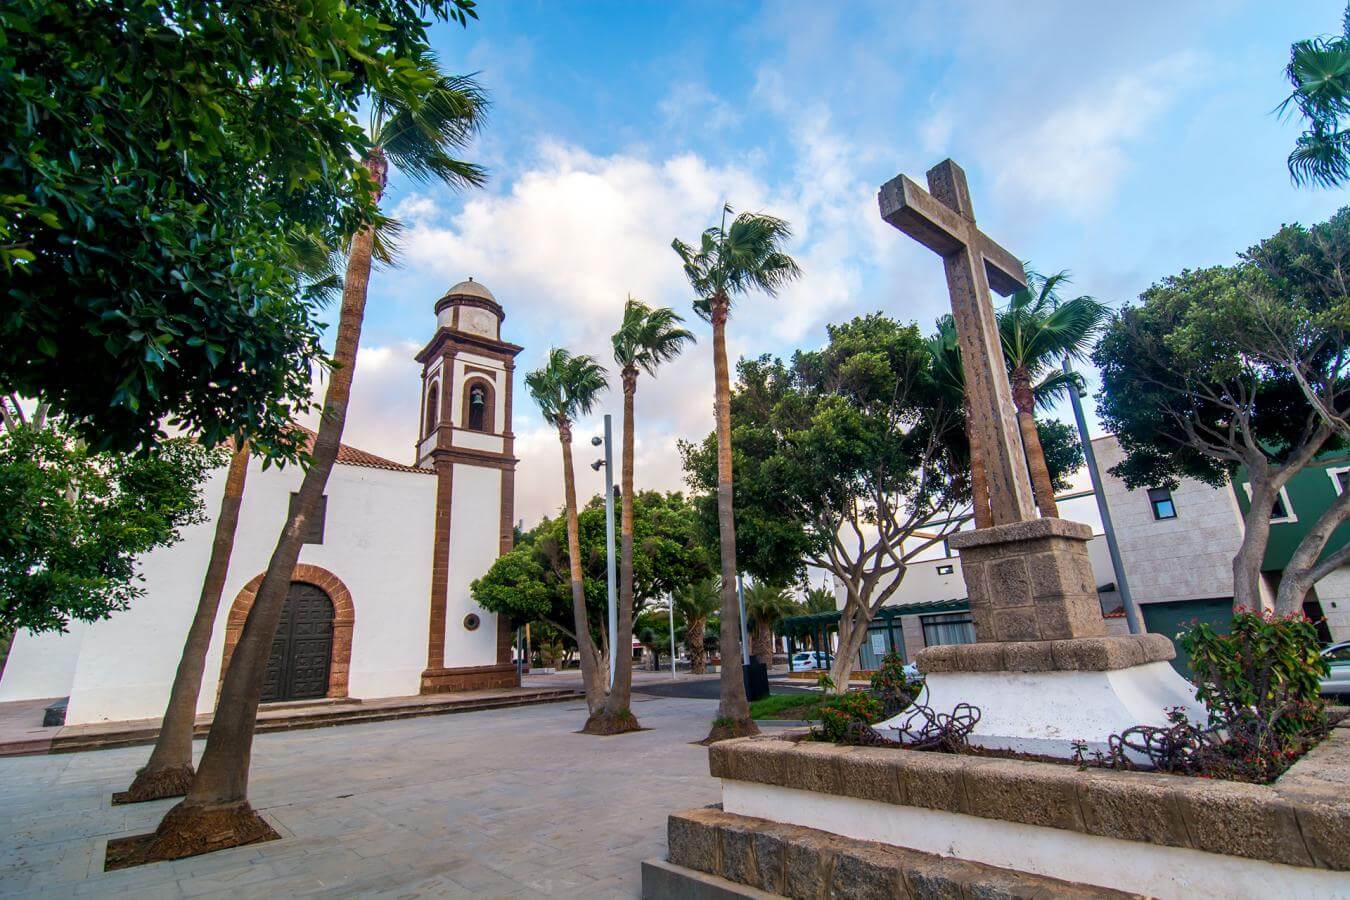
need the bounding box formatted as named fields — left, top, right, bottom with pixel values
left=0, top=684, right=581, bottom=757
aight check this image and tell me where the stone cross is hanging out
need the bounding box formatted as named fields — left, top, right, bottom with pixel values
left=878, top=159, right=1036, bottom=527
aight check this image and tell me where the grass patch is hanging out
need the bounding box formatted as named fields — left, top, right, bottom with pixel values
left=750, top=692, right=824, bottom=720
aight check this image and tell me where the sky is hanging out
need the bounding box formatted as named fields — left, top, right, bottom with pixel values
left=325, top=0, right=1350, bottom=529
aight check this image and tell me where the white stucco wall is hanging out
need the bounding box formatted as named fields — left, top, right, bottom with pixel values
left=441, top=462, right=502, bottom=668
left=0, top=619, right=89, bottom=703
left=1313, top=567, right=1350, bottom=640
left=9, top=455, right=445, bottom=726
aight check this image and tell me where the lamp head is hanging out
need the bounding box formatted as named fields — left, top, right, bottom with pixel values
left=591, top=435, right=603, bottom=447
left=590, top=459, right=604, bottom=472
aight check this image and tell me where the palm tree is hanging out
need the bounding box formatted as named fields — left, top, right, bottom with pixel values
left=998, top=271, right=1108, bottom=518
left=596, top=298, right=695, bottom=731
left=1282, top=10, right=1350, bottom=188
left=116, top=439, right=251, bottom=804
left=672, top=205, right=801, bottom=742
left=928, top=317, right=992, bottom=529
left=526, top=348, right=611, bottom=723
left=673, top=578, right=719, bottom=674
left=743, top=581, right=799, bottom=663
left=145, top=62, right=487, bottom=861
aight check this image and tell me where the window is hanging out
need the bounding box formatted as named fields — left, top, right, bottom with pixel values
left=424, top=383, right=439, bottom=437
left=1241, top=482, right=1297, bottom=524
left=288, top=493, right=327, bottom=544
left=1328, top=467, right=1350, bottom=496
left=1147, top=487, right=1176, bottom=520
left=468, top=384, right=487, bottom=431
left=936, top=564, right=955, bottom=576
left=921, top=612, right=975, bottom=647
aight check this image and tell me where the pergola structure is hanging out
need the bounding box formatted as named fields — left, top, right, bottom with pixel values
left=776, top=599, right=970, bottom=672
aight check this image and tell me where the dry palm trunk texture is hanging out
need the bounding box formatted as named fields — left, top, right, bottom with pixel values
left=117, top=440, right=251, bottom=804
left=1011, top=371, right=1058, bottom=518
left=144, top=154, right=384, bottom=862
left=560, top=424, right=608, bottom=714
left=706, top=296, right=756, bottom=742
left=589, top=370, right=641, bottom=734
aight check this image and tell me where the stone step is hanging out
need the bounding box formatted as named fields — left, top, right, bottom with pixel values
left=661, top=806, right=1144, bottom=899
left=21, top=689, right=582, bottom=756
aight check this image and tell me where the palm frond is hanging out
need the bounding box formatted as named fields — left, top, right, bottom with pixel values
left=373, top=61, right=489, bottom=190
left=670, top=206, right=802, bottom=319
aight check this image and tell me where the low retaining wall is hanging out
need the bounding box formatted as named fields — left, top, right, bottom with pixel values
left=701, top=722, right=1350, bottom=899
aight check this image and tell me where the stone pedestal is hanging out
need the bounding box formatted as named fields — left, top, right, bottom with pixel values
left=877, top=518, right=1205, bottom=756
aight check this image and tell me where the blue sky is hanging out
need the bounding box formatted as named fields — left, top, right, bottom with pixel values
left=331, top=0, right=1350, bottom=525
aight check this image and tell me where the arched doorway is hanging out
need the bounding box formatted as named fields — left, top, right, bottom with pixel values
left=221, top=563, right=355, bottom=701
left=261, top=582, right=334, bottom=702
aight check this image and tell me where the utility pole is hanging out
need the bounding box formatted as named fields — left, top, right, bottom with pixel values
left=736, top=574, right=750, bottom=666
left=593, top=415, right=618, bottom=687
left=667, top=598, right=677, bottom=680
left=1063, top=357, right=1143, bottom=635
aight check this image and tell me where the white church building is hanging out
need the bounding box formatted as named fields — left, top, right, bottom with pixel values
left=0, top=279, right=523, bottom=726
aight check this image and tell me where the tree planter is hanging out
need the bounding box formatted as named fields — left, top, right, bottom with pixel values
left=647, top=724, right=1350, bottom=899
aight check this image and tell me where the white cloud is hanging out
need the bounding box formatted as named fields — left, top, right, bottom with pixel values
left=987, top=54, right=1201, bottom=218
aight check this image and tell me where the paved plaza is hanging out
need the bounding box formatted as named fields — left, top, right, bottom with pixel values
left=0, top=682, right=736, bottom=898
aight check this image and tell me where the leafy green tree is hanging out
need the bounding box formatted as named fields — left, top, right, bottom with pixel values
left=0, top=421, right=217, bottom=635
left=1282, top=8, right=1350, bottom=187
left=1094, top=211, right=1350, bottom=615
left=0, top=0, right=477, bottom=457
left=682, top=314, right=971, bottom=690
left=525, top=349, right=610, bottom=724
left=148, top=43, right=488, bottom=862
left=473, top=492, right=714, bottom=676
left=601, top=299, right=694, bottom=732
left=673, top=204, right=801, bottom=740
left=998, top=271, right=1107, bottom=517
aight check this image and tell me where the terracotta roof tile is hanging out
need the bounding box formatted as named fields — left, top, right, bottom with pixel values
left=295, top=427, right=433, bottom=475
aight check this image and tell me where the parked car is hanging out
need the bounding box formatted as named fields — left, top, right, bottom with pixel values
left=789, top=650, right=830, bottom=671
left=901, top=662, right=923, bottom=684
left=1321, top=641, right=1350, bottom=698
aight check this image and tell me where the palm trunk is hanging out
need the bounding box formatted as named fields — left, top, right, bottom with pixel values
left=752, top=615, right=774, bottom=663
left=146, top=153, right=386, bottom=863
left=118, top=440, right=251, bottom=804
left=708, top=296, right=756, bottom=741
left=593, top=373, right=640, bottom=733
left=965, top=399, right=992, bottom=529
left=688, top=615, right=707, bottom=674
left=1012, top=369, right=1058, bottom=518
left=560, top=425, right=607, bottom=715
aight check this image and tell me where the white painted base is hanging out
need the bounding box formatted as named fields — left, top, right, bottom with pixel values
left=721, top=781, right=1349, bottom=900
left=877, top=661, right=1205, bottom=758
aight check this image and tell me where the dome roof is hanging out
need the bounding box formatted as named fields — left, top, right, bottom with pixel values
left=443, top=278, right=495, bottom=303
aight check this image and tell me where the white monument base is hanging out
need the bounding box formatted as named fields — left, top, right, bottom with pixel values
left=877, top=660, right=1205, bottom=758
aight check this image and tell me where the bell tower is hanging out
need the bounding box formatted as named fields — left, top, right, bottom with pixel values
left=414, top=278, right=523, bottom=693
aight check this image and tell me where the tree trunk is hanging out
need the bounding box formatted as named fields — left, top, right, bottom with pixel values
left=829, top=618, right=867, bottom=693
left=707, top=296, right=757, bottom=742
left=687, top=615, right=707, bottom=674
left=965, top=399, right=992, bottom=529
left=145, top=154, right=387, bottom=863
left=559, top=425, right=607, bottom=715
left=1011, top=369, right=1058, bottom=518
left=1234, top=480, right=1278, bottom=614
left=591, top=372, right=640, bottom=734
left=117, top=440, right=251, bottom=805
left=1276, top=486, right=1350, bottom=615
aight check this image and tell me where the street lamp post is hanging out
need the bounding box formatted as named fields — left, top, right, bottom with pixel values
left=667, top=597, right=677, bottom=680
left=591, top=416, right=618, bottom=687
left=1062, top=357, right=1144, bottom=635
left=736, top=574, right=750, bottom=666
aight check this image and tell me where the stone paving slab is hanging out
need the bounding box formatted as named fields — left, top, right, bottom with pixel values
left=0, top=694, right=720, bottom=897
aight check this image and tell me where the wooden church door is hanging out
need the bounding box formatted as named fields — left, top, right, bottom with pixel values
left=260, top=582, right=334, bottom=702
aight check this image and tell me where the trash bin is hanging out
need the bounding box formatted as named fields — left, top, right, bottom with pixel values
left=743, top=659, right=770, bottom=702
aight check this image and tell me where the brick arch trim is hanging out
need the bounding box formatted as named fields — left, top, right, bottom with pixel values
left=219, top=563, right=355, bottom=700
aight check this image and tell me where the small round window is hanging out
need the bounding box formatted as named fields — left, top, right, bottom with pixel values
left=463, top=613, right=481, bottom=631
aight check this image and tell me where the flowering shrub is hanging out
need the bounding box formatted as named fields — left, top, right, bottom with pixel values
left=816, top=690, right=883, bottom=743
left=1082, top=613, right=1331, bottom=783
left=1181, top=611, right=1328, bottom=737
left=869, top=652, right=920, bottom=716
